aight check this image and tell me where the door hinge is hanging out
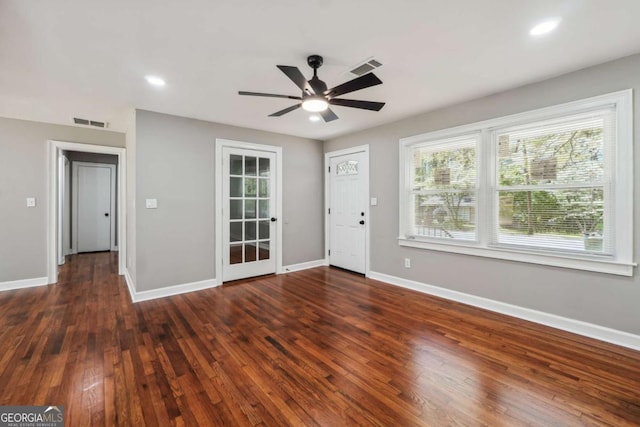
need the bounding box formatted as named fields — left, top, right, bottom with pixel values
left=328, top=166, right=331, bottom=173
left=328, top=208, right=330, bottom=214
left=328, top=249, right=330, bottom=256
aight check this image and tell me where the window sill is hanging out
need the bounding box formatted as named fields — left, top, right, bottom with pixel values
left=398, top=237, right=635, bottom=276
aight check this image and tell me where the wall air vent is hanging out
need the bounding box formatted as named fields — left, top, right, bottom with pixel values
left=347, top=57, right=383, bottom=76
left=73, top=117, right=109, bottom=128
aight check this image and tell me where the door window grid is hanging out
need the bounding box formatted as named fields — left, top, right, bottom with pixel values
left=229, top=155, right=271, bottom=264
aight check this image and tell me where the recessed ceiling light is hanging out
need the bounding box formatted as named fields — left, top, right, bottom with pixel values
left=530, top=19, right=561, bottom=36
left=309, top=115, right=321, bottom=122
left=145, top=75, right=166, bottom=87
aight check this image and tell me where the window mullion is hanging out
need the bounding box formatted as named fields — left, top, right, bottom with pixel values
left=476, top=129, right=493, bottom=247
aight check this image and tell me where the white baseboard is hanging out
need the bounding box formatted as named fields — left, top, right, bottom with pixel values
left=282, top=259, right=327, bottom=273
left=0, top=276, right=49, bottom=292
left=130, top=277, right=220, bottom=303
left=124, top=268, right=136, bottom=301
left=367, top=271, right=640, bottom=352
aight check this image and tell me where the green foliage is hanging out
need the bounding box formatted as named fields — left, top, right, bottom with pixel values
left=498, top=126, right=604, bottom=236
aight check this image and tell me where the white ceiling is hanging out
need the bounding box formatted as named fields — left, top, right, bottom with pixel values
left=1, top=0, right=640, bottom=140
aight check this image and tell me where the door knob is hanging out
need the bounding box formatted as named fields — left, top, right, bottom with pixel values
left=104, top=213, right=109, bottom=217
left=359, top=220, right=365, bottom=225
left=270, top=217, right=277, bottom=222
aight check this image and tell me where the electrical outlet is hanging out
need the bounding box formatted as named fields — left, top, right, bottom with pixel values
left=404, top=258, right=411, bottom=268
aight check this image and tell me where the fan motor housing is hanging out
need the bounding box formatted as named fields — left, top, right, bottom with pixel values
left=307, top=55, right=323, bottom=69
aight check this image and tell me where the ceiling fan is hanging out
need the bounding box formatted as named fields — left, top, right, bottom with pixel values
left=238, top=55, right=385, bottom=122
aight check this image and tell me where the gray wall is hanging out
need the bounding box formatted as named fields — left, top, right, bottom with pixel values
left=324, top=53, right=640, bottom=335
left=134, top=110, right=324, bottom=292
left=0, top=117, right=125, bottom=282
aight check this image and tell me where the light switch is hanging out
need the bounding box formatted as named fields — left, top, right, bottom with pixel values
left=370, top=197, right=378, bottom=206
left=145, top=198, right=158, bottom=209
left=26, top=197, right=36, bottom=207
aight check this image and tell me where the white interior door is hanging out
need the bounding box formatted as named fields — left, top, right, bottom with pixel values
left=75, top=163, right=114, bottom=252
left=222, top=147, right=277, bottom=281
left=329, top=151, right=368, bottom=274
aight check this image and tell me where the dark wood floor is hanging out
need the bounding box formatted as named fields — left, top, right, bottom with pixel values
left=1, top=253, right=639, bottom=426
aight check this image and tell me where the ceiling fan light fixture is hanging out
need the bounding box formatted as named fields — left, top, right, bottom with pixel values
left=302, top=96, right=328, bottom=112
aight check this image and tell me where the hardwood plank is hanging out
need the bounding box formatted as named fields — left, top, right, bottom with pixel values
left=0, top=252, right=638, bottom=425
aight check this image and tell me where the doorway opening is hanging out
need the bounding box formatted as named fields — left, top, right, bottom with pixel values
left=48, top=140, right=126, bottom=284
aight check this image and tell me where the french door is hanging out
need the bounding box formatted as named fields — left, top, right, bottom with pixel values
left=222, top=147, right=277, bottom=281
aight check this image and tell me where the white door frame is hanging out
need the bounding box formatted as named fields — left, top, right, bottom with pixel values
left=215, top=138, right=283, bottom=282
left=57, top=152, right=66, bottom=265
left=324, top=144, right=371, bottom=276
left=47, top=140, right=127, bottom=283
left=72, top=161, right=117, bottom=253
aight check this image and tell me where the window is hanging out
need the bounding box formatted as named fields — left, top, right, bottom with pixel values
left=399, top=90, right=634, bottom=276
left=409, top=134, right=479, bottom=241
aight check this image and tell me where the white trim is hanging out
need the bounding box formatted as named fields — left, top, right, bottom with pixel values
left=130, top=277, right=220, bottom=303
left=124, top=268, right=137, bottom=301
left=324, top=144, right=371, bottom=275
left=48, top=140, right=127, bottom=283
left=72, top=162, right=117, bottom=253
left=399, top=238, right=636, bottom=276
left=368, top=271, right=640, bottom=351
left=57, top=153, right=65, bottom=265
left=215, top=138, right=283, bottom=283
left=282, top=259, right=327, bottom=273
left=398, top=89, right=634, bottom=276
left=0, top=277, right=49, bottom=292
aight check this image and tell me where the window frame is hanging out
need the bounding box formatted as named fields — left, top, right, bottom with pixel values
left=399, top=89, right=634, bottom=276
left=407, top=133, right=481, bottom=243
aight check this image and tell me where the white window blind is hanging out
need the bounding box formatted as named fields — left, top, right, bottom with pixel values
left=492, top=108, right=615, bottom=255
left=409, top=134, right=478, bottom=241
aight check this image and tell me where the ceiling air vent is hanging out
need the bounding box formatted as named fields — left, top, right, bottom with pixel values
left=73, top=117, right=108, bottom=128
left=347, top=57, right=383, bottom=76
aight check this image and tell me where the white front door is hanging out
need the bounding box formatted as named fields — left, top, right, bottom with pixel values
left=329, top=151, right=368, bottom=274
left=222, top=147, right=277, bottom=281
left=75, top=163, right=114, bottom=252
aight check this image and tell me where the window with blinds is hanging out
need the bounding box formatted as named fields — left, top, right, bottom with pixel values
left=398, top=90, right=633, bottom=276
left=409, top=134, right=478, bottom=241
left=492, top=108, right=615, bottom=255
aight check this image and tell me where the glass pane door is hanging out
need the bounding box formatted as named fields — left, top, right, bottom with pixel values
left=223, top=147, right=276, bottom=281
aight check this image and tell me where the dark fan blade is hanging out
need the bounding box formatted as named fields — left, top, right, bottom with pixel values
left=319, top=108, right=339, bottom=122
left=277, top=65, right=309, bottom=92
left=329, top=98, right=385, bottom=111
left=327, top=73, right=382, bottom=98
left=239, top=91, right=301, bottom=100
left=269, top=104, right=301, bottom=117
left=308, top=78, right=327, bottom=96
